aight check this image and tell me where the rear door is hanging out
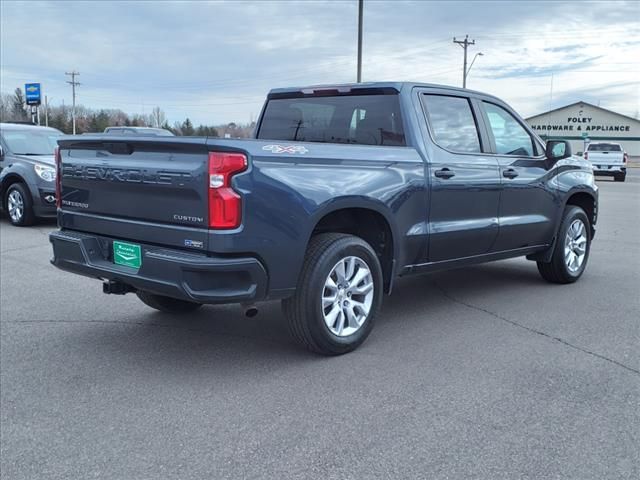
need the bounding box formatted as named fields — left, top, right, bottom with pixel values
left=419, top=91, right=501, bottom=262
left=479, top=100, right=557, bottom=251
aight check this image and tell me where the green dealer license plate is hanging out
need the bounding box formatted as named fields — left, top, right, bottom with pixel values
left=113, top=241, right=142, bottom=268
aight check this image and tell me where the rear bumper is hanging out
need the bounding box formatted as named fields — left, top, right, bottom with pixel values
left=592, top=165, right=625, bottom=176
left=49, top=230, right=268, bottom=304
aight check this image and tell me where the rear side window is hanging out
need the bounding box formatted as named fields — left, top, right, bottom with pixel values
left=421, top=94, right=482, bottom=153
left=483, top=102, right=535, bottom=156
left=587, top=143, right=621, bottom=151
left=257, top=94, right=405, bottom=146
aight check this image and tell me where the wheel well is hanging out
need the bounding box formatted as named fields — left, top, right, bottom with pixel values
left=1, top=174, right=25, bottom=209
left=312, top=208, right=395, bottom=293
left=566, top=192, right=596, bottom=230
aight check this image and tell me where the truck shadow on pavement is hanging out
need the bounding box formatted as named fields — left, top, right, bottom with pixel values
left=67, top=259, right=547, bottom=370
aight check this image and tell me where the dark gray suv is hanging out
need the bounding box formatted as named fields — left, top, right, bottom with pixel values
left=0, top=123, right=63, bottom=226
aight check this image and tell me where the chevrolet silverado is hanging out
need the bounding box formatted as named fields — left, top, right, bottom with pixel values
left=49, top=82, right=598, bottom=355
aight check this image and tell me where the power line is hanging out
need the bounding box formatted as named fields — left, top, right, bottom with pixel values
left=65, top=71, right=80, bottom=134
left=474, top=28, right=630, bottom=39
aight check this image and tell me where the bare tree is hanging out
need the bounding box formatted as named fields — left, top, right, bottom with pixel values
left=0, top=92, right=14, bottom=121
left=152, top=106, right=166, bottom=128
left=12, top=88, right=27, bottom=118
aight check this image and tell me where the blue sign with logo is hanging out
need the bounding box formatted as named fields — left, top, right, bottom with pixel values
left=25, top=83, right=41, bottom=106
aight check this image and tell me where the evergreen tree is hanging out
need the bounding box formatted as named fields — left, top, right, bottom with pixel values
left=49, top=106, right=70, bottom=133
left=181, top=118, right=195, bottom=136
left=95, top=110, right=110, bottom=132
left=161, top=121, right=173, bottom=134
left=89, top=114, right=100, bottom=133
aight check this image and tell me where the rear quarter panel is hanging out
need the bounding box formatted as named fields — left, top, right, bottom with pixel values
left=207, top=139, right=427, bottom=295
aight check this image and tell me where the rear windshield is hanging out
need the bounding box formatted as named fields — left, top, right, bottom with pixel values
left=105, top=127, right=174, bottom=136
left=257, top=94, right=405, bottom=146
left=587, top=143, right=621, bottom=151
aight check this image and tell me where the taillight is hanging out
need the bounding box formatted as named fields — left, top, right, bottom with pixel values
left=584, top=151, right=588, bottom=160
left=208, top=151, right=247, bottom=229
left=623, top=152, right=628, bottom=163
left=55, top=146, right=62, bottom=208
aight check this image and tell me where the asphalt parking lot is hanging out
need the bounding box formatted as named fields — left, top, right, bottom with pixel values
left=1, top=171, right=638, bottom=480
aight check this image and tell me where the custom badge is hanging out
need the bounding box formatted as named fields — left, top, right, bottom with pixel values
left=262, top=144, right=308, bottom=154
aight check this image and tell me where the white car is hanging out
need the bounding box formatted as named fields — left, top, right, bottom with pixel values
left=584, top=142, right=627, bottom=182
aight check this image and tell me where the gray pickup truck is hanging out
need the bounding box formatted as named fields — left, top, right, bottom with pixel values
left=49, top=82, right=598, bottom=355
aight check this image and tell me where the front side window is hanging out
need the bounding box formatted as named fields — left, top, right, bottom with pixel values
left=483, top=102, right=534, bottom=156
left=421, top=94, right=481, bottom=153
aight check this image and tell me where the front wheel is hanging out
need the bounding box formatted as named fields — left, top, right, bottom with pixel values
left=136, top=291, right=203, bottom=313
left=537, top=206, right=591, bottom=284
left=614, top=173, right=626, bottom=182
left=282, top=233, right=383, bottom=355
left=5, top=183, right=35, bottom=226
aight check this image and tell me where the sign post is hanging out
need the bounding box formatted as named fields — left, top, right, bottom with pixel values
left=24, top=83, right=42, bottom=125
left=582, top=132, right=589, bottom=154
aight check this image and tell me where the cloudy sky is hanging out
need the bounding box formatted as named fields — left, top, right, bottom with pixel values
left=1, top=0, right=639, bottom=125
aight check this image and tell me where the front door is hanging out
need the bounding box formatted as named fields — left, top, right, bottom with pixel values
left=420, top=93, right=501, bottom=262
left=480, top=101, right=558, bottom=251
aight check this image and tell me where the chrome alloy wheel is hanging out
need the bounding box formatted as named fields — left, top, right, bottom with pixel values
left=7, top=189, right=24, bottom=223
left=564, top=219, right=587, bottom=273
left=322, top=256, right=374, bottom=337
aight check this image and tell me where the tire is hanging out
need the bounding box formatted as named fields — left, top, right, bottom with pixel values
left=136, top=291, right=203, bottom=313
left=5, top=183, right=35, bottom=226
left=537, top=206, right=591, bottom=284
left=282, top=233, right=383, bottom=355
left=614, top=173, right=625, bottom=182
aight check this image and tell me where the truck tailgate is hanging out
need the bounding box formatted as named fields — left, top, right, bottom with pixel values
left=58, top=136, right=210, bottom=248
left=588, top=151, right=624, bottom=165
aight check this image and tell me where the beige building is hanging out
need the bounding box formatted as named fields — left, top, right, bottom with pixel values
left=526, top=101, right=640, bottom=157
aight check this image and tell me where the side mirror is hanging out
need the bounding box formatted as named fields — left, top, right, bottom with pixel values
left=545, top=140, right=572, bottom=161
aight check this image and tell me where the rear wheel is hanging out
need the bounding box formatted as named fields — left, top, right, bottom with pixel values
left=282, top=233, right=383, bottom=355
left=537, top=206, right=591, bottom=284
left=136, top=291, right=202, bottom=313
left=614, top=173, right=626, bottom=182
left=5, top=183, right=35, bottom=226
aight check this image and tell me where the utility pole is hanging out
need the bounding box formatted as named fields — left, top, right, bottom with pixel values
left=65, top=71, right=80, bottom=134
left=549, top=73, right=554, bottom=112
left=357, top=0, right=363, bottom=83
left=44, top=96, right=49, bottom=127
left=453, top=35, right=475, bottom=88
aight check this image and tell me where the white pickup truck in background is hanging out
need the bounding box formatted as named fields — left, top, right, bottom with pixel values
left=584, top=142, right=627, bottom=182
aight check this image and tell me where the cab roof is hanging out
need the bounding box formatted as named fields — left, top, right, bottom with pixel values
left=268, top=81, right=501, bottom=102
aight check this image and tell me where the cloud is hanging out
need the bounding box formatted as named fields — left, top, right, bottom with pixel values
left=1, top=0, right=638, bottom=124
left=480, top=56, right=606, bottom=79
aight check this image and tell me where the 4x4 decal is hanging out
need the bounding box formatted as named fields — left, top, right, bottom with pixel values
left=262, top=144, right=308, bottom=154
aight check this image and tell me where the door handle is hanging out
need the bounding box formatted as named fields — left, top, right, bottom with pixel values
left=434, top=168, right=455, bottom=179
left=503, top=168, right=519, bottom=179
